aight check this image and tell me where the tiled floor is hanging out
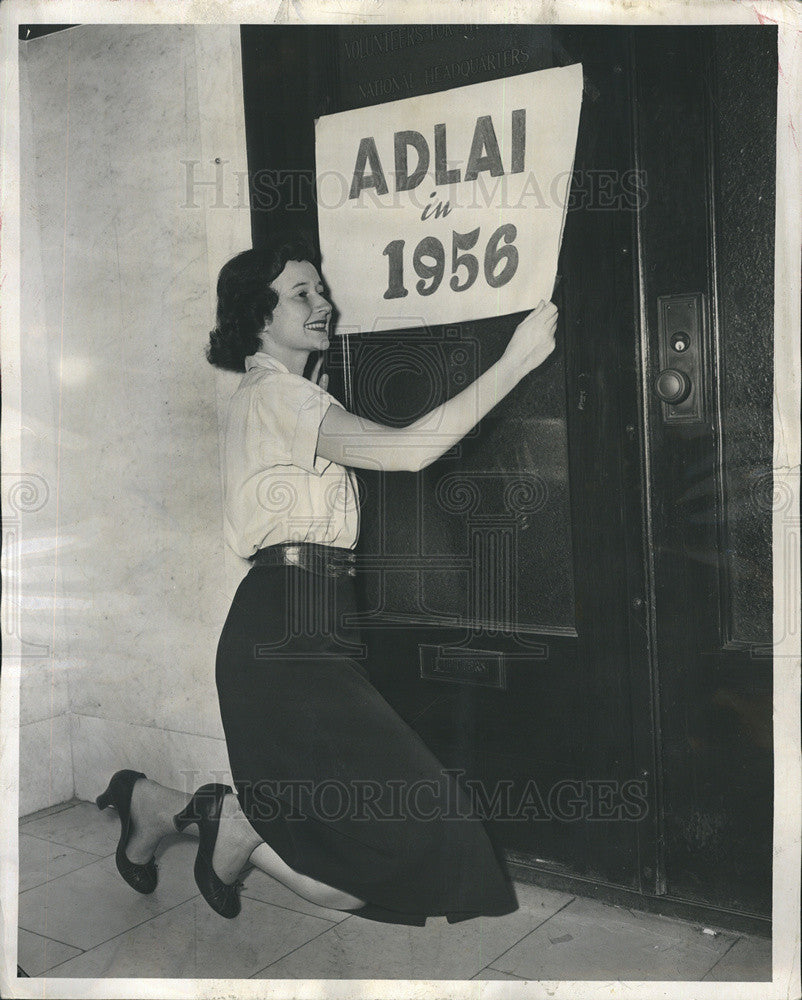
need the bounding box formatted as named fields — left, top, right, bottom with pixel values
left=16, top=799, right=772, bottom=981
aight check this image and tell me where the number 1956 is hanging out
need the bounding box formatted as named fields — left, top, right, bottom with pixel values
left=382, top=223, right=519, bottom=299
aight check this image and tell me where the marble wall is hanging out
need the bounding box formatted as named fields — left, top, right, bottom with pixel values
left=19, top=24, right=251, bottom=813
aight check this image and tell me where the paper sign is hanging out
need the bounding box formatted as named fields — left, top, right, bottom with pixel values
left=315, top=64, right=583, bottom=332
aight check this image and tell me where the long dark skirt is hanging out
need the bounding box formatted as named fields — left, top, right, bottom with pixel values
left=215, top=563, right=518, bottom=926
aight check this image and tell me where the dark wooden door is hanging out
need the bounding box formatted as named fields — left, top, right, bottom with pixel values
left=633, top=27, right=775, bottom=921
left=240, top=23, right=775, bottom=928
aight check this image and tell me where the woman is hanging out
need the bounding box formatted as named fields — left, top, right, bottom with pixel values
left=97, top=233, right=558, bottom=925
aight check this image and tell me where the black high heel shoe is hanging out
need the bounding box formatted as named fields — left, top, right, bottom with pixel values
left=96, top=769, right=158, bottom=894
left=173, top=783, right=244, bottom=919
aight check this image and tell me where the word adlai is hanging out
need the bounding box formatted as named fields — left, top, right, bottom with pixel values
left=349, top=110, right=527, bottom=199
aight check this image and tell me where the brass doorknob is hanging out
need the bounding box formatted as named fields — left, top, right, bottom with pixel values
left=654, top=368, right=691, bottom=404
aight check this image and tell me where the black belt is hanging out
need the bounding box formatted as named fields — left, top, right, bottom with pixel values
left=249, top=542, right=357, bottom=578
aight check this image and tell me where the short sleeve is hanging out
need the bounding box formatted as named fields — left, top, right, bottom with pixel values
left=253, top=374, right=335, bottom=476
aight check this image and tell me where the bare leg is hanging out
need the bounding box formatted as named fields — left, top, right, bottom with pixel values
left=123, top=778, right=364, bottom=911
left=248, top=840, right=364, bottom=910
left=124, top=778, right=188, bottom=862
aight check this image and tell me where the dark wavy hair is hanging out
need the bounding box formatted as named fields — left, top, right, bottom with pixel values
left=206, top=232, right=319, bottom=372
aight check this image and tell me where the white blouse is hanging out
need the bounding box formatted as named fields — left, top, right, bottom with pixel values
left=222, top=352, right=360, bottom=558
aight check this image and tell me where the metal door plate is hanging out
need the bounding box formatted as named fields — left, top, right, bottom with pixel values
left=656, top=293, right=707, bottom=423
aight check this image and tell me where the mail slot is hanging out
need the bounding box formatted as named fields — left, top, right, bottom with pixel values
left=419, top=645, right=507, bottom=690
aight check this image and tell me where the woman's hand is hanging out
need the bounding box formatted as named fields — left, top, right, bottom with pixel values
left=310, top=352, right=329, bottom=392
left=502, top=300, right=559, bottom=375
left=316, top=301, right=557, bottom=473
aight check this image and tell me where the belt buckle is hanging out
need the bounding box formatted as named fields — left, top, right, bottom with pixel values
left=327, top=549, right=354, bottom=578
left=283, top=544, right=302, bottom=569
left=324, top=549, right=341, bottom=577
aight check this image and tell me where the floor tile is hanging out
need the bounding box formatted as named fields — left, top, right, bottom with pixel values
left=18, top=837, right=200, bottom=949
left=14, top=804, right=765, bottom=986
left=240, top=866, right=351, bottom=922
left=20, top=801, right=119, bottom=857
left=512, top=881, right=575, bottom=919
left=256, top=889, right=571, bottom=980
left=19, top=833, right=101, bottom=892
left=491, top=896, right=738, bottom=981
left=472, top=967, right=528, bottom=980
left=703, top=935, right=772, bottom=981
left=17, top=929, right=82, bottom=977
left=44, top=895, right=334, bottom=978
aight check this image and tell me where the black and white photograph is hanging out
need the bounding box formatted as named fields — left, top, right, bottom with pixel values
left=1, top=1, right=800, bottom=996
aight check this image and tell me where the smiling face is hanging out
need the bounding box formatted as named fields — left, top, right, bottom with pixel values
left=259, top=260, right=332, bottom=369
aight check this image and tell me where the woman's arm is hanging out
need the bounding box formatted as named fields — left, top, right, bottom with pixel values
left=316, top=300, right=559, bottom=473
